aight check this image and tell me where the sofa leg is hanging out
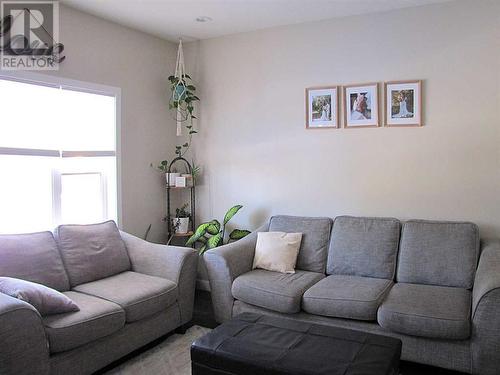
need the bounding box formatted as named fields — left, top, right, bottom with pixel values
left=175, top=324, right=188, bottom=334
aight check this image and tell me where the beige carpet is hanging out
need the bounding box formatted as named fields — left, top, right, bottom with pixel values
left=103, top=326, right=211, bottom=375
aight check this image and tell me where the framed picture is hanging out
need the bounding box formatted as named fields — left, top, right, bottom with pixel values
left=384, top=80, right=422, bottom=127
left=305, top=86, right=339, bottom=129
left=343, top=83, right=379, bottom=128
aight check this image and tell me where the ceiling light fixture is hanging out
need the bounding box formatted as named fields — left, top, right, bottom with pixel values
left=195, top=16, right=212, bottom=23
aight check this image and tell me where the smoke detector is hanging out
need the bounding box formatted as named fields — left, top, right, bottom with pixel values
left=195, top=16, right=213, bottom=23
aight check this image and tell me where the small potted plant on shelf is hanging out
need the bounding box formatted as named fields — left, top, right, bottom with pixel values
left=172, top=204, right=191, bottom=234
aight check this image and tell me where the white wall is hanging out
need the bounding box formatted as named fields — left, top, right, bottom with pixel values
left=186, top=0, right=500, bottom=238
left=41, top=5, right=177, bottom=242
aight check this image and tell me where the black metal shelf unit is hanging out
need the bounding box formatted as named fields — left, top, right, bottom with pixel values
left=166, top=157, right=196, bottom=245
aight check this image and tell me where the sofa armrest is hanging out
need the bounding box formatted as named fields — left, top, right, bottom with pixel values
left=0, top=293, right=49, bottom=375
left=471, top=240, right=500, bottom=375
left=203, top=223, right=268, bottom=323
left=121, top=232, right=198, bottom=324
left=472, top=240, right=500, bottom=315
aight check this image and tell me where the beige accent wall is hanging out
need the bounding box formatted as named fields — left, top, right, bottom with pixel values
left=41, top=5, right=176, bottom=242
left=186, top=0, right=500, bottom=238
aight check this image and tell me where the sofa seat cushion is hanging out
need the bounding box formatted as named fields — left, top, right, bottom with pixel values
left=55, top=221, right=131, bottom=287
left=232, top=269, right=324, bottom=314
left=377, top=283, right=471, bottom=340
left=302, top=275, right=393, bottom=321
left=43, top=291, right=125, bottom=353
left=73, top=271, right=177, bottom=322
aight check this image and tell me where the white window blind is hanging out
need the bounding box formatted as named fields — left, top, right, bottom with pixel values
left=0, top=76, right=119, bottom=234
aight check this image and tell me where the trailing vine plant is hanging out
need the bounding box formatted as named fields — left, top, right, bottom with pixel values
left=168, top=73, right=199, bottom=158
left=147, top=42, right=201, bottom=239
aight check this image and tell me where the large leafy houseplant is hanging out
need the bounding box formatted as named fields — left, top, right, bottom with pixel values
left=186, top=205, right=251, bottom=254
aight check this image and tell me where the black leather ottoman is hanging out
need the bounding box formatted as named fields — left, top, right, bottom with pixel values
left=191, top=313, right=401, bottom=375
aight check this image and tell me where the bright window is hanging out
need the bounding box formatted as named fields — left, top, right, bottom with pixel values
left=0, top=76, right=119, bottom=234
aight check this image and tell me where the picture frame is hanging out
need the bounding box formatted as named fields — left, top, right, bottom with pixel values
left=343, top=82, right=379, bottom=128
left=384, top=80, right=422, bottom=127
left=305, top=86, right=339, bottom=129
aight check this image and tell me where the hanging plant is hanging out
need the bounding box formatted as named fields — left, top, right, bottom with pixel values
left=169, top=40, right=199, bottom=158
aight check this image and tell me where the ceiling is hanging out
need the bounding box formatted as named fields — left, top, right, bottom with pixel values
left=61, top=0, right=453, bottom=42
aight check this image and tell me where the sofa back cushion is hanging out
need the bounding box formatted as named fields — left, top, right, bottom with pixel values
left=55, top=221, right=130, bottom=287
left=327, top=216, right=401, bottom=279
left=268, top=215, right=332, bottom=273
left=0, top=231, right=70, bottom=291
left=397, top=220, right=480, bottom=289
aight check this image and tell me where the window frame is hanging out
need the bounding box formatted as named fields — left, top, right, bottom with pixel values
left=0, top=70, right=122, bottom=228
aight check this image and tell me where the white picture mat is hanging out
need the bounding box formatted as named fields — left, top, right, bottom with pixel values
left=308, top=88, right=337, bottom=127
left=345, top=85, right=378, bottom=127
left=386, top=82, right=420, bottom=125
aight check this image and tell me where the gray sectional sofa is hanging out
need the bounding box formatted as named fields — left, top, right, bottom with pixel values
left=204, top=215, right=500, bottom=375
left=0, top=221, right=198, bottom=375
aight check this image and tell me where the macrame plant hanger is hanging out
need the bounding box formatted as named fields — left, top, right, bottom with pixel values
left=173, top=39, right=186, bottom=136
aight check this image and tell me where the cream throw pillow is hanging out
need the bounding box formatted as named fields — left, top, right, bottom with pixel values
left=253, top=232, right=303, bottom=274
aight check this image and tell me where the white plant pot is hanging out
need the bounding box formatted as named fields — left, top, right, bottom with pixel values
left=167, top=173, right=180, bottom=186
left=181, top=174, right=194, bottom=187
left=172, top=217, right=189, bottom=234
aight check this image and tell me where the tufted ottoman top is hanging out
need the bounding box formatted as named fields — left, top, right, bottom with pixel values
left=191, top=313, right=401, bottom=375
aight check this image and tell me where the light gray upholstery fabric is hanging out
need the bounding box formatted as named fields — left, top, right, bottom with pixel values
left=0, top=292, right=50, bottom=375
left=55, top=221, right=131, bottom=287
left=378, top=283, right=471, bottom=340
left=0, top=230, right=194, bottom=375
left=0, top=231, right=69, bottom=291
left=233, top=300, right=472, bottom=374
left=397, top=220, right=479, bottom=289
left=204, top=224, right=268, bottom=323
left=199, top=215, right=500, bottom=375
left=472, top=240, right=500, bottom=315
left=302, top=275, right=393, bottom=321
left=73, top=271, right=177, bottom=322
left=0, top=277, right=79, bottom=316
left=232, top=269, right=324, bottom=314
left=49, top=303, right=181, bottom=375
left=43, top=291, right=125, bottom=353
left=327, top=216, right=400, bottom=279
left=121, top=231, right=198, bottom=325
left=269, top=216, right=332, bottom=273
left=471, top=240, right=500, bottom=375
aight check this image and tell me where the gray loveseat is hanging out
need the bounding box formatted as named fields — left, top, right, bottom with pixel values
left=0, top=221, right=198, bottom=375
left=204, top=215, right=500, bottom=375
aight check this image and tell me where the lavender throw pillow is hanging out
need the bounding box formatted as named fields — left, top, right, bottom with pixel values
left=0, top=277, right=79, bottom=316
